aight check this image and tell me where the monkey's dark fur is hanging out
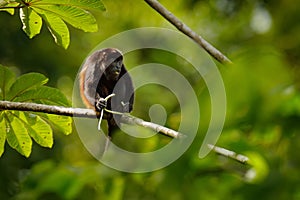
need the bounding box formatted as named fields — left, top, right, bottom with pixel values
left=80, top=48, right=134, bottom=138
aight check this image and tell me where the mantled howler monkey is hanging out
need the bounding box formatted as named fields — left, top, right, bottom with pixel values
left=79, top=48, right=134, bottom=138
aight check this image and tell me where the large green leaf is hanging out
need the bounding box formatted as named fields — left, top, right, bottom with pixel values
left=33, top=0, right=106, bottom=11
left=8, top=72, right=48, bottom=101
left=20, top=6, right=43, bottom=38
left=21, top=112, right=53, bottom=148
left=0, top=65, right=16, bottom=100
left=33, top=7, right=70, bottom=49
left=42, top=114, right=72, bottom=135
left=14, top=86, right=70, bottom=106
left=34, top=4, right=98, bottom=32
left=5, top=112, right=33, bottom=157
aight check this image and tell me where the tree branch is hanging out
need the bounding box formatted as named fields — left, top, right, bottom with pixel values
left=0, top=100, right=249, bottom=164
left=144, top=0, right=232, bottom=65
left=0, top=100, right=183, bottom=138
left=0, top=100, right=95, bottom=118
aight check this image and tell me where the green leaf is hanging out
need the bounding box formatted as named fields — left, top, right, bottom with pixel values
left=21, top=112, right=53, bottom=148
left=0, top=116, right=7, bottom=157
left=48, top=114, right=72, bottom=135
left=5, top=112, right=32, bottom=157
left=40, top=113, right=72, bottom=135
left=33, top=0, right=106, bottom=11
left=4, top=8, right=15, bottom=15
left=0, top=65, right=16, bottom=100
left=34, top=4, right=98, bottom=32
left=0, top=2, right=20, bottom=15
left=20, top=7, right=42, bottom=38
left=2, top=0, right=105, bottom=48
left=8, top=72, right=48, bottom=101
left=0, top=65, right=73, bottom=157
left=33, top=7, right=70, bottom=49
left=14, top=86, right=70, bottom=106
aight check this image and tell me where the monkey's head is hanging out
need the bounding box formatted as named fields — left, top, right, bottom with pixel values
left=102, top=48, right=124, bottom=81
left=80, top=47, right=134, bottom=118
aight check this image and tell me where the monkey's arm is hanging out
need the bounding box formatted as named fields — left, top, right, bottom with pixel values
left=112, top=66, right=134, bottom=113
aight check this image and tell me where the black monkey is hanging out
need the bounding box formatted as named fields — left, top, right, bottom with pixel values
left=80, top=48, right=134, bottom=138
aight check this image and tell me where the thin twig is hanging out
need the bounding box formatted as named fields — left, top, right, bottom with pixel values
left=144, top=0, right=232, bottom=64
left=121, top=114, right=184, bottom=138
left=207, top=144, right=249, bottom=164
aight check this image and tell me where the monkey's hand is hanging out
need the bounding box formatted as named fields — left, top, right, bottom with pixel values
left=96, top=98, right=107, bottom=111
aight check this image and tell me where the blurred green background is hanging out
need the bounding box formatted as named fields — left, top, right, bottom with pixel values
left=1, top=0, right=300, bottom=199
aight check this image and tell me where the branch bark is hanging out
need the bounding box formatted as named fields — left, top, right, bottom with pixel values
left=0, top=100, right=183, bottom=138
left=0, top=100, right=249, bottom=164
left=144, top=0, right=232, bottom=64
left=207, top=144, right=249, bottom=164
left=0, top=100, right=95, bottom=118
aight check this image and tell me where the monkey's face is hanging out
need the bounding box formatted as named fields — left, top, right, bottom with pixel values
left=104, top=57, right=123, bottom=81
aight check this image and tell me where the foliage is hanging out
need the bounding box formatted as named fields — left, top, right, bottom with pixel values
left=0, top=0, right=105, bottom=49
left=0, top=65, right=72, bottom=157
left=13, top=160, right=125, bottom=200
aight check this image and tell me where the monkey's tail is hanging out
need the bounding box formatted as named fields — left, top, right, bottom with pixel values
left=108, top=117, right=119, bottom=138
